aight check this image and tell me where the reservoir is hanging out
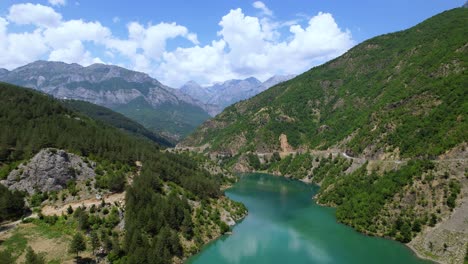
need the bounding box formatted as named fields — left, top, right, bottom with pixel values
left=187, top=173, right=430, bottom=264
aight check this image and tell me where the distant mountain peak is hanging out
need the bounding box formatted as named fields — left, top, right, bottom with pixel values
left=182, top=80, right=202, bottom=88
left=179, top=75, right=294, bottom=113
left=0, top=68, right=9, bottom=75
left=245, top=76, right=261, bottom=83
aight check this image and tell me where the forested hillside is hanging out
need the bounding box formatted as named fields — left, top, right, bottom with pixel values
left=183, top=8, right=467, bottom=159
left=181, top=8, right=468, bottom=264
left=62, top=100, right=173, bottom=147
left=0, top=82, right=245, bottom=263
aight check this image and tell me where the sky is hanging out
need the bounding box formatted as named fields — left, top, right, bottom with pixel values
left=0, top=0, right=464, bottom=87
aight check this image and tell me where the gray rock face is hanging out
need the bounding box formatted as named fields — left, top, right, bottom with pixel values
left=0, top=68, right=9, bottom=76
left=180, top=75, right=295, bottom=115
left=0, top=148, right=96, bottom=195
left=0, top=61, right=183, bottom=107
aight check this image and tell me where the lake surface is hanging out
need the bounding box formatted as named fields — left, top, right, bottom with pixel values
left=187, top=173, right=431, bottom=264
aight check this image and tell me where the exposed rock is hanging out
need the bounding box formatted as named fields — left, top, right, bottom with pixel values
left=279, top=134, right=294, bottom=153
left=0, top=148, right=95, bottom=194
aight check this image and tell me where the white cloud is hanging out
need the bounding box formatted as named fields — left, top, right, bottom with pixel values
left=157, top=9, right=354, bottom=86
left=43, top=19, right=111, bottom=49
left=112, top=16, right=120, bottom=23
left=103, top=21, right=200, bottom=73
left=253, top=1, right=273, bottom=17
left=157, top=40, right=230, bottom=85
left=48, top=0, right=67, bottom=6
left=7, top=3, right=62, bottom=28
left=48, top=40, right=102, bottom=66
left=0, top=17, right=48, bottom=69
left=0, top=3, right=354, bottom=88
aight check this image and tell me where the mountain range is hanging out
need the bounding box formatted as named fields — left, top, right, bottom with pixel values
left=180, top=75, right=295, bottom=113
left=0, top=61, right=294, bottom=141
left=0, top=61, right=212, bottom=140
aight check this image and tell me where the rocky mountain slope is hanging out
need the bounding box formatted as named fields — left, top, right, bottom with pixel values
left=180, top=75, right=294, bottom=114
left=0, top=61, right=211, bottom=139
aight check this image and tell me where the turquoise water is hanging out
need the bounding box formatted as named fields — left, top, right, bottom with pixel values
left=187, top=173, right=431, bottom=264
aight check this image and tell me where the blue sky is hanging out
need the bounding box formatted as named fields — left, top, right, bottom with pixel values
left=0, top=0, right=464, bottom=86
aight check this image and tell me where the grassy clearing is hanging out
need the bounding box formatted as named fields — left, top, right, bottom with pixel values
left=0, top=220, right=92, bottom=263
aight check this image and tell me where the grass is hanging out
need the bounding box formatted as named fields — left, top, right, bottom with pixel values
left=29, top=218, right=76, bottom=239
left=0, top=231, right=28, bottom=260
left=0, top=219, right=80, bottom=263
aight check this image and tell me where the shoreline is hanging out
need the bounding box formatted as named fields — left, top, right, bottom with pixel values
left=234, top=170, right=443, bottom=264
left=406, top=243, right=441, bottom=264
left=184, top=189, right=248, bottom=264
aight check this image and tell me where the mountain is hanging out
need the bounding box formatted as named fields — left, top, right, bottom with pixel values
left=183, top=8, right=466, bottom=159
left=62, top=99, right=173, bottom=146
left=250, top=74, right=296, bottom=95
left=180, top=75, right=294, bottom=115
left=181, top=8, right=467, bottom=263
left=0, top=61, right=211, bottom=139
left=0, top=82, right=246, bottom=263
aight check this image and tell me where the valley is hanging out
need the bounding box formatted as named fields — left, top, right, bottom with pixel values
left=0, top=2, right=466, bottom=264
left=179, top=7, right=468, bottom=264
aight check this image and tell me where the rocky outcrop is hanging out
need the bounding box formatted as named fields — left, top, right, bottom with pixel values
left=0, top=148, right=96, bottom=194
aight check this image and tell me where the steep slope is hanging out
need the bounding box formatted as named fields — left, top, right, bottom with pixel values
left=0, top=61, right=211, bottom=139
left=62, top=100, right=173, bottom=146
left=183, top=8, right=467, bottom=159
left=180, top=75, right=294, bottom=115
left=0, top=82, right=246, bottom=263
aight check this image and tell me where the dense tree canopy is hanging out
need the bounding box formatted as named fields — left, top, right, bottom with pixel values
left=0, top=83, right=227, bottom=263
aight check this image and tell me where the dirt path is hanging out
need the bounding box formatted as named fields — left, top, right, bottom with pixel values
left=41, top=192, right=125, bottom=216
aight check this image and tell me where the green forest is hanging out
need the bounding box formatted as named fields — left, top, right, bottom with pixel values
left=0, top=82, right=228, bottom=263
left=62, top=99, right=173, bottom=147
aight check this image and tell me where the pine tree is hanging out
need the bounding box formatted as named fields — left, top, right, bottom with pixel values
left=25, top=247, right=45, bottom=264
left=0, top=250, right=14, bottom=264
left=90, top=231, right=100, bottom=254
left=69, top=232, right=86, bottom=257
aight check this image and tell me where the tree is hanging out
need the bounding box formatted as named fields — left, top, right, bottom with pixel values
left=90, top=231, right=100, bottom=254
left=66, top=205, right=73, bottom=215
left=181, top=210, right=194, bottom=239
left=0, top=184, right=25, bottom=222
left=0, top=250, right=14, bottom=264
left=25, top=246, right=45, bottom=264
left=69, top=232, right=86, bottom=257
